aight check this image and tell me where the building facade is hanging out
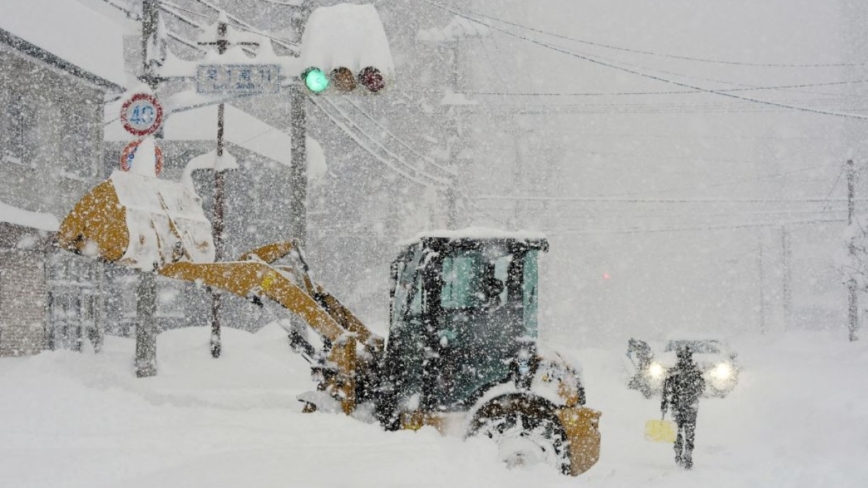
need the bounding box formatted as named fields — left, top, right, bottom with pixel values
left=0, top=0, right=125, bottom=356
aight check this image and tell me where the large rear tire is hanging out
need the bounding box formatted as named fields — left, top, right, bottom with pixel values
left=468, top=395, right=571, bottom=475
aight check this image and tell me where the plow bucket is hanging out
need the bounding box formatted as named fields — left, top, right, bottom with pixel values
left=58, top=171, right=214, bottom=270
left=645, top=419, right=676, bottom=443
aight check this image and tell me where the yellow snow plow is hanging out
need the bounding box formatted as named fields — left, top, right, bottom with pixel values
left=57, top=172, right=602, bottom=476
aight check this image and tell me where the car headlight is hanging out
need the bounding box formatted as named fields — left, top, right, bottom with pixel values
left=711, top=362, right=733, bottom=380
left=648, top=362, right=666, bottom=379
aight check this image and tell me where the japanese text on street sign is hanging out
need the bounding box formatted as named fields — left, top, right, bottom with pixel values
left=120, top=93, right=163, bottom=137
left=196, top=65, right=281, bottom=95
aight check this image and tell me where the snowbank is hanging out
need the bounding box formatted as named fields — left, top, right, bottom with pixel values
left=0, top=0, right=125, bottom=87
left=1, top=329, right=865, bottom=487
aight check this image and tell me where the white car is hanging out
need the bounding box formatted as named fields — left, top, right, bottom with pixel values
left=625, top=336, right=740, bottom=398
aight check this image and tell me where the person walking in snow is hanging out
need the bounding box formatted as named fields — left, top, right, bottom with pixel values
left=661, top=345, right=705, bottom=469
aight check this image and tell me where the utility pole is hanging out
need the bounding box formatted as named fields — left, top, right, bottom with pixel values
left=758, top=235, right=766, bottom=334
left=135, top=0, right=162, bottom=377
left=289, top=2, right=312, bottom=245
left=781, top=225, right=793, bottom=330
left=847, top=159, right=859, bottom=342
left=445, top=41, right=461, bottom=230
left=197, top=13, right=260, bottom=358
left=210, top=17, right=229, bottom=359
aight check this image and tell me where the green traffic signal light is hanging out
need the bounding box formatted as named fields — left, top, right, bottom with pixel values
left=303, top=67, right=329, bottom=94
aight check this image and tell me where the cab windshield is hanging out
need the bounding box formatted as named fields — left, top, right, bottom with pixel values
left=386, top=241, right=542, bottom=409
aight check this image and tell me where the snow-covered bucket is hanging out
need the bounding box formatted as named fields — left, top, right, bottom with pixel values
left=58, top=170, right=215, bottom=270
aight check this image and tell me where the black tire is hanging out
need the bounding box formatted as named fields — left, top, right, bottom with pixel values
left=468, top=395, right=572, bottom=475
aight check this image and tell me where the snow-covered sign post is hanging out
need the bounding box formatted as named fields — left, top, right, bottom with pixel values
left=195, top=11, right=286, bottom=359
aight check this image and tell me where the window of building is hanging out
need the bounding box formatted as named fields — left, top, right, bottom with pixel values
left=1, top=90, right=37, bottom=166
left=60, top=102, right=97, bottom=178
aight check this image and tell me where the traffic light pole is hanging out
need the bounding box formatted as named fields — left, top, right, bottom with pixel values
left=289, top=83, right=308, bottom=247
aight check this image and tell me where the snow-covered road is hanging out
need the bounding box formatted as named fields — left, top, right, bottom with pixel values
left=1, top=326, right=865, bottom=488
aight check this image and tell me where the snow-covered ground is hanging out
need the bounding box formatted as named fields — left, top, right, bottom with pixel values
left=1, top=325, right=866, bottom=488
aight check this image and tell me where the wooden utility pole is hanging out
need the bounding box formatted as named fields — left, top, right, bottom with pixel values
left=781, top=225, right=793, bottom=330
left=445, top=42, right=461, bottom=230
left=758, top=235, right=766, bottom=334
left=847, top=159, right=859, bottom=342
left=135, top=0, right=161, bottom=377
left=197, top=14, right=260, bottom=358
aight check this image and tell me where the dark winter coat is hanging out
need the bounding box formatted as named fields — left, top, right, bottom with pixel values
left=661, top=357, right=705, bottom=421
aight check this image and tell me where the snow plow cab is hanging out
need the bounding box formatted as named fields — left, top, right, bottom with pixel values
left=377, top=231, right=602, bottom=475
left=56, top=174, right=600, bottom=476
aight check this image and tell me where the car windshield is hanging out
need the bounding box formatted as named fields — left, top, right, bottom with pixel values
left=665, top=340, right=722, bottom=354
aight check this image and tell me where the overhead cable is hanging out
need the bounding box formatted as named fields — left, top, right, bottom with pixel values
left=449, top=5, right=868, bottom=68
left=310, top=97, right=441, bottom=189
left=421, top=0, right=868, bottom=121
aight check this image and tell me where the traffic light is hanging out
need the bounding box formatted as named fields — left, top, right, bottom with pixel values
left=301, top=66, right=388, bottom=95
left=302, top=67, right=330, bottom=94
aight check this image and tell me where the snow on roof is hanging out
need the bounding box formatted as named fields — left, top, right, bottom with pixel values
left=399, top=227, right=548, bottom=246
left=0, top=200, right=59, bottom=232
left=0, top=0, right=126, bottom=87
left=300, top=4, right=395, bottom=79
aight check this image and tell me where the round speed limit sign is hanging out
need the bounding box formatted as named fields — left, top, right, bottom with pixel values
left=120, top=93, right=163, bottom=137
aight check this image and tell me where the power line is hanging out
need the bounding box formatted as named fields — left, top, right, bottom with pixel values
left=545, top=219, right=846, bottom=236
left=397, top=79, right=868, bottom=98
left=322, top=98, right=449, bottom=186
left=99, top=0, right=141, bottom=20
left=475, top=196, right=863, bottom=204
left=309, top=97, right=441, bottom=189
left=188, top=0, right=299, bottom=54
left=341, top=98, right=457, bottom=177
left=422, top=0, right=868, bottom=121
left=448, top=4, right=868, bottom=69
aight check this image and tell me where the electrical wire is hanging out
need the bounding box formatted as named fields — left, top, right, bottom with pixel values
left=446, top=4, right=868, bottom=69
left=310, top=97, right=441, bottom=189
left=396, top=79, right=868, bottom=98
left=543, top=219, right=846, bottom=236
left=421, top=0, right=868, bottom=121
left=188, top=0, right=299, bottom=53
left=341, top=98, right=457, bottom=177
left=475, top=196, right=862, bottom=204
left=322, top=99, right=449, bottom=186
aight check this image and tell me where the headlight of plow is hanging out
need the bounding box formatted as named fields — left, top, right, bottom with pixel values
left=711, top=362, right=733, bottom=380
left=648, top=362, right=666, bottom=379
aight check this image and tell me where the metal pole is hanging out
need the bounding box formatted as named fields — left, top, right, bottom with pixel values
left=210, top=20, right=229, bottom=359
left=135, top=0, right=160, bottom=377
left=289, top=84, right=308, bottom=246
left=848, top=159, right=859, bottom=342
